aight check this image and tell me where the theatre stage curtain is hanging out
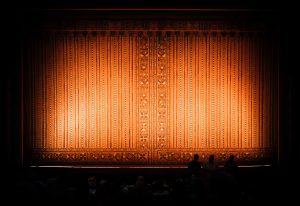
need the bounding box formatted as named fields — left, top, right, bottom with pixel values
left=22, top=21, right=278, bottom=165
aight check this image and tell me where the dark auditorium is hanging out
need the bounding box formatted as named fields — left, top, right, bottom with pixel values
left=2, top=1, right=296, bottom=206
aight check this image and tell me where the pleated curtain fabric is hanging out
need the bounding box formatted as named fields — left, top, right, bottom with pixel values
left=22, top=22, right=278, bottom=165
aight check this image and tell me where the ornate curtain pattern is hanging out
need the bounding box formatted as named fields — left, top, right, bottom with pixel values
left=23, top=22, right=278, bottom=165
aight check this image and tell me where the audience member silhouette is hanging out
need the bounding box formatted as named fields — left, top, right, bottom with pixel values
left=204, top=154, right=217, bottom=171
left=188, top=154, right=202, bottom=175
left=87, top=176, right=97, bottom=203
left=224, top=154, right=238, bottom=176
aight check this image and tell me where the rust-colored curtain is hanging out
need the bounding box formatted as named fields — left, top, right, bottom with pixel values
left=23, top=28, right=278, bottom=165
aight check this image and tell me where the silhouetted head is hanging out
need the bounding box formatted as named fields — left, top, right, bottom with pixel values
left=209, top=154, right=214, bottom=162
left=88, top=176, right=97, bottom=187
left=136, top=175, right=145, bottom=188
left=194, top=154, right=199, bottom=160
left=229, top=154, right=234, bottom=161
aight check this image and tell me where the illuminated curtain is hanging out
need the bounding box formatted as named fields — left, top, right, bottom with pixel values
left=23, top=28, right=278, bottom=165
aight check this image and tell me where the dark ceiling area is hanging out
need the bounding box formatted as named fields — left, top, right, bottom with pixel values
left=7, top=0, right=283, bottom=9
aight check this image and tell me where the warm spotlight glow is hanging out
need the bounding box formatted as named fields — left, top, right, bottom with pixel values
left=22, top=20, right=278, bottom=165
